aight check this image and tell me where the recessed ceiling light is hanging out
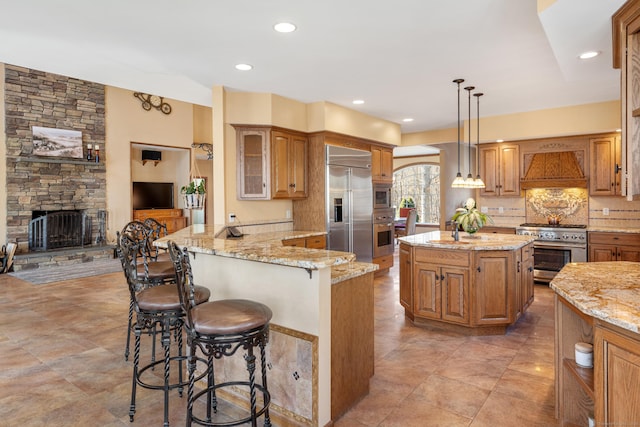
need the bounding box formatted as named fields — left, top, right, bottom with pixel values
left=402, top=118, right=414, bottom=122
left=235, top=63, right=253, bottom=71
left=579, top=51, right=599, bottom=60
left=352, top=99, right=365, bottom=105
left=274, top=22, right=296, bottom=33
left=496, top=139, right=504, bottom=143
left=616, top=128, right=622, bottom=132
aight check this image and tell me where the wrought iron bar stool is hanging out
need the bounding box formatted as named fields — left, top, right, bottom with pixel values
left=117, top=231, right=211, bottom=427
left=168, top=241, right=272, bottom=427
left=120, top=221, right=176, bottom=361
left=143, top=217, right=171, bottom=263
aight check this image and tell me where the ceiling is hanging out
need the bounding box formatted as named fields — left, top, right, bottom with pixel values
left=0, top=0, right=626, bottom=137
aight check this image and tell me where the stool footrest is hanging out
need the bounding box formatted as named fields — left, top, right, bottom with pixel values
left=191, top=381, right=271, bottom=427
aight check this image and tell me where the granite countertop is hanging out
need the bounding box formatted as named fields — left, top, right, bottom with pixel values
left=399, top=230, right=535, bottom=250
left=587, top=226, right=640, bottom=234
left=155, top=224, right=377, bottom=279
left=550, top=262, right=640, bottom=334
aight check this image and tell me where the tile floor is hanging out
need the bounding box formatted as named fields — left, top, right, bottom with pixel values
left=0, top=255, right=557, bottom=426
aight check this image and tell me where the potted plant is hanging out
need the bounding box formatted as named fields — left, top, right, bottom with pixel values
left=451, top=197, right=493, bottom=234
left=399, top=197, right=416, bottom=218
left=180, top=179, right=206, bottom=209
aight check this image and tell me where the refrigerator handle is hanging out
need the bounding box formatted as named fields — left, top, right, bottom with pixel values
left=334, top=198, right=343, bottom=222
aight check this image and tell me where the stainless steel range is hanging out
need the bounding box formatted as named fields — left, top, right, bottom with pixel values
left=516, top=223, right=587, bottom=283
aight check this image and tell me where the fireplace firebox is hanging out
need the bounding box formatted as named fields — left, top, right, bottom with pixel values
left=28, top=210, right=92, bottom=251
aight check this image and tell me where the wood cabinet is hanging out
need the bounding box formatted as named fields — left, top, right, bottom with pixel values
left=613, top=1, right=640, bottom=200
left=371, top=145, right=393, bottom=183
left=595, top=323, right=640, bottom=426
left=555, top=294, right=595, bottom=427
left=132, top=209, right=187, bottom=234
left=479, top=144, right=520, bottom=197
left=235, top=126, right=270, bottom=200
left=399, top=242, right=531, bottom=333
left=234, top=125, right=308, bottom=200
left=282, top=234, right=326, bottom=249
left=589, top=136, right=623, bottom=196
left=399, top=243, right=413, bottom=312
left=271, top=130, right=308, bottom=199
left=588, top=232, right=640, bottom=262
left=556, top=294, right=640, bottom=427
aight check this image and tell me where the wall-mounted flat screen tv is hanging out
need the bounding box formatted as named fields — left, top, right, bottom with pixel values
left=132, top=182, right=174, bottom=210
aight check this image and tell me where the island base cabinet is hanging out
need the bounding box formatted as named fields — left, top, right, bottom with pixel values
left=473, top=252, right=513, bottom=325
left=399, top=243, right=413, bottom=312
left=595, top=323, right=640, bottom=426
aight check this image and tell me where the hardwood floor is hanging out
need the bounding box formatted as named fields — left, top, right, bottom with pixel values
left=0, top=254, right=557, bottom=426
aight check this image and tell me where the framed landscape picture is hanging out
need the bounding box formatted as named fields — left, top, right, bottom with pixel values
left=32, top=126, right=83, bottom=159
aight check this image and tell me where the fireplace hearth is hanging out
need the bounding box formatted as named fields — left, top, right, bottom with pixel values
left=28, top=210, right=92, bottom=251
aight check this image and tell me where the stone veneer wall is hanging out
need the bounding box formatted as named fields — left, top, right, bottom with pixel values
left=4, top=64, right=106, bottom=254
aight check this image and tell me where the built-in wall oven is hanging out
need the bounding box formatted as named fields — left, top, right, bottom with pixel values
left=516, top=224, right=587, bottom=283
left=373, top=184, right=392, bottom=209
left=373, top=208, right=395, bottom=258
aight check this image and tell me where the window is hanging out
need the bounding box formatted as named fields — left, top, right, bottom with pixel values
left=392, top=164, right=440, bottom=224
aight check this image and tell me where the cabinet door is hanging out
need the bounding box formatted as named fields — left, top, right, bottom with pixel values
left=236, top=128, right=270, bottom=200
left=289, top=134, right=308, bottom=198
left=618, top=247, right=640, bottom=262
left=499, top=145, right=520, bottom=196
left=590, top=137, right=618, bottom=196
left=589, top=244, right=616, bottom=262
left=479, top=146, right=499, bottom=197
left=473, top=252, right=513, bottom=325
left=441, top=266, right=469, bottom=324
left=272, top=131, right=308, bottom=199
left=522, top=251, right=535, bottom=310
left=271, top=132, right=292, bottom=199
left=399, top=244, right=413, bottom=311
left=595, top=326, right=640, bottom=425
left=371, top=146, right=393, bottom=183
left=414, top=262, right=441, bottom=319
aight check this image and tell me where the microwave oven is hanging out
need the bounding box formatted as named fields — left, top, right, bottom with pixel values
left=373, top=184, right=392, bottom=209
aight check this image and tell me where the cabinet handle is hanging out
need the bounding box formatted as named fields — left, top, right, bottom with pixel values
left=477, top=266, right=481, bottom=272
left=440, top=274, right=445, bottom=281
left=528, top=266, right=533, bottom=272
left=615, top=163, right=621, bottom=174
left=618, top=252, right=621, bottom=258
left=517, top=261, right=521, bottom=273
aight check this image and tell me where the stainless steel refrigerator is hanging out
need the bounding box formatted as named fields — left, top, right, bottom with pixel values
left=326, top=145, right=373, bottom=262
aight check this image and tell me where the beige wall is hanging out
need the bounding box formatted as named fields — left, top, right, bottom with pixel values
left=105, top=86, right=194, bottom=241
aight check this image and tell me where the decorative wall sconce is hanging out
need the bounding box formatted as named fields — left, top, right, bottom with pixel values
left=192, top=142, right=213, bottom=160
left=133, top=92, right=172, bottom=114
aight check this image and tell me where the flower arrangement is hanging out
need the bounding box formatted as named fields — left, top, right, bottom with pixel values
left=180, top=179, right=206, bottom=209
left=451, top=198, right=493, bottom=234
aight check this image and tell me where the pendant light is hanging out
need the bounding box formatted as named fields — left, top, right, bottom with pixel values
left=464, top=86, right=475, bottom=187
left=451, top=79, right=466, bottom=188
left=473, top=92, right=486, bottom=188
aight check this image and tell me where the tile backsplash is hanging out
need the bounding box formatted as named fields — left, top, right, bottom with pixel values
left=525, top=188, right=588, bottom=225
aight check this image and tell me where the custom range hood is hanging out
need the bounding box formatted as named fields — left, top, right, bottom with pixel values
left=520, top=151, right=587, bottom=189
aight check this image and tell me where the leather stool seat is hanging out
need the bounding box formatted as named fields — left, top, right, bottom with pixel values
left=136, top=260, right=175, bottom=282
left=138, top=284, right=210, bottom=312
left=191, top=299, right=272, bottom=335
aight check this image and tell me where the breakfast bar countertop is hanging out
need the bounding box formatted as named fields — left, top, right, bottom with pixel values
left=399, top=230, right=535, bottom=250
left=550, top=261, right=640, bottom=334
left=154, top=224, right=379, bottom=279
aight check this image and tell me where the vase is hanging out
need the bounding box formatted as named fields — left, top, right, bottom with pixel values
left=465, top=226, right=478, bottom=235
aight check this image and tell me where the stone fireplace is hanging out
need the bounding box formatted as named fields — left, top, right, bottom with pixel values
left=4, top=64, right=109, bottom=270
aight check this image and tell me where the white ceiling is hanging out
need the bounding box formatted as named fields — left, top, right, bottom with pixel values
left=0, top=0, right=625, bottom=136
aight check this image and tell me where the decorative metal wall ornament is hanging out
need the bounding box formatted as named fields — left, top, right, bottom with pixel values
left=133, top=92, right=172, bottom=115
left=191, top=142, right=213, bottom=160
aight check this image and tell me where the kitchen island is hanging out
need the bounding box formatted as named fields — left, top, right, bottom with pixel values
left=551, top=262, right=640, bottom=427
left=398, top=231, right=535, bottom=334
left=155, top=225, right=378, bottom=426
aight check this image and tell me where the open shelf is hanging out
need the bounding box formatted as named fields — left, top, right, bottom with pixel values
left=563, top=358, right=594, bottom=399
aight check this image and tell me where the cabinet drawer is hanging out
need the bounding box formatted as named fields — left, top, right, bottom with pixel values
left=373, top=254, right=393, bottom=270
left=589, top=232, right=640, bottom=246
left=522, top=243, right=533, bottom=261
left=415, top=249, right=469, bottom=267
left=305, top=235, right=326, bottom=249
left=282, top=237, right=305, bottom=247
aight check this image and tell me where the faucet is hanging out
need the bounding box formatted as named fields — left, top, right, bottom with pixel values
left=451, top=220, right=459, bottom=241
